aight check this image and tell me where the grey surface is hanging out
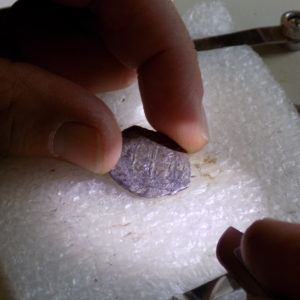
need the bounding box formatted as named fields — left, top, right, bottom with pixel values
left=110, top=126, right=191, bottom=198
left=176, top=0, right=300, bottom=105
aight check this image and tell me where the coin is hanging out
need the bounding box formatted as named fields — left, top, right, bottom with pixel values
left=110, top=126, right=191, bottom=198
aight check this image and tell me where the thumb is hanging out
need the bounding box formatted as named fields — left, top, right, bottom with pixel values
left=241, top=218, right=300, bottom=300
left=0, top=58, right=121, bottom=173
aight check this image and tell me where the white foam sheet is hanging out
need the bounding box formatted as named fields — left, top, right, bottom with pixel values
left=0, top=1, right=300, bottom=299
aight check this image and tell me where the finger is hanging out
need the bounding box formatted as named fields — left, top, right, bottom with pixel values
left=93, top=0, right=208, bottom=152
left=0, top=58, right=121, bottom=173
left=57, top=0, right=208, bottom=153
left=241, top=219, right=300, bottom=299
left=3, top=0, right=136, bottom=93
left=20, top=33, right=137, bottom=93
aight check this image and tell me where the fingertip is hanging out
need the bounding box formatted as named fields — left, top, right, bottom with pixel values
left=241, top=218, right=300, bottom=299
left=52, top=122, right=122, bottom=174
left=241, top=218, right=287, bottom=264
left=1, top=59, right=122, bottom=175
left=241, top=218, right=282, bottom=273
left=138, top=46, right=207, bottom=153
left=174, top=105, right=209, bottom=153
left=53, top=122, right=102, bottom=173
left=98, top=127, right=122, bottom=174
left=146, top=104, right=209, bottom=153
left=168, top=121, right=208, bottom=153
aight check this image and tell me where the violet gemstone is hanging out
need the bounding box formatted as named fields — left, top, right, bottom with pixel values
left=110, top=126, right=191, bottom=198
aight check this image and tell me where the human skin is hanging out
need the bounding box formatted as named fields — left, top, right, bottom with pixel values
left=241, top=219, right=300, bottom=300
left=0, top=0, right=208, bottom=174
left=1, top=2, right=298, bottom=299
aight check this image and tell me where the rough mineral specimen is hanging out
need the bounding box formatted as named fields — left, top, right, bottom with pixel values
left=110, top=126, right=191, bottom=198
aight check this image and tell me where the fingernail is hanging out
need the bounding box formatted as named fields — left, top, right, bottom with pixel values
left=53, top=122, right=102, bottom=173
left=200, top=104, right=209, bottom=141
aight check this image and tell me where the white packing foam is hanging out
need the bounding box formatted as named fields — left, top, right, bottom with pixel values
left=0, top=1, right=300, bottom=299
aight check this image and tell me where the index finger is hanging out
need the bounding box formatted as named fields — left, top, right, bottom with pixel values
left=58, top=0, right=208, bottom=152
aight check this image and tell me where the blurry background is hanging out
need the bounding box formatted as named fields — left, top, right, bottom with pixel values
left=176, top=0, right=300, bottom=105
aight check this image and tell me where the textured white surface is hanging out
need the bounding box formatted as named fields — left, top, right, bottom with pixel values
left=0, top=1, right=300, bottom=299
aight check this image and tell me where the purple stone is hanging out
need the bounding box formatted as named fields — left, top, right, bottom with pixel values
left=110, top=126, right=191, bottom=198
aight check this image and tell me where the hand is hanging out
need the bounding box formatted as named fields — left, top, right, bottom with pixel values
left=0, top=0, right=208, bottom=173
left=241, top=219, right=300, bottom=300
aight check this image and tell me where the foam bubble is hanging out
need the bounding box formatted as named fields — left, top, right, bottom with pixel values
left=0, top=1, right=299, bottom=299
